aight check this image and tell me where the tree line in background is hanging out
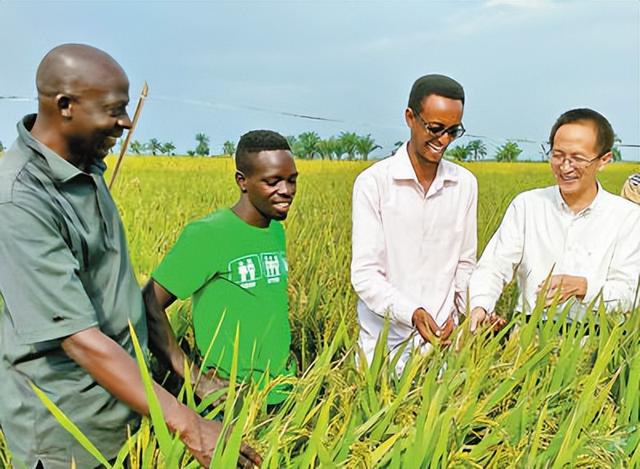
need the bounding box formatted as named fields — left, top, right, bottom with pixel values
left=125, top=132, right=382, bottom=160
left=287, top=132, right=380, bottom=160
left=445, top=139, right=524, bottom=162
left=0, top=134, right=624, bottom=162
left=446, top=136, right=623, bottom=162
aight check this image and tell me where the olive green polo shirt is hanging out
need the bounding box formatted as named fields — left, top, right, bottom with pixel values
left=0, top=115, right=148, bottom=469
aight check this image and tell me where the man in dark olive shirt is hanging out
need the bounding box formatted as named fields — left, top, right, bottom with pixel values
left=0, top=44, right=260, bottom=469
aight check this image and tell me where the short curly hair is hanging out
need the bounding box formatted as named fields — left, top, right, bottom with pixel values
left=408, top=74, right=465, bottom=114
left=235, top=130, right=291, bottom=174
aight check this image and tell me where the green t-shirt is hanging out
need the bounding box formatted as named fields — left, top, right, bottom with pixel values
left=153, top=208, right=293, bottom=404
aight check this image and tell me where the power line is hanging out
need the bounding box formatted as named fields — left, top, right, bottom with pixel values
left=2, top=95, right=639, bottom=150
left=152, top=95, right=345, bottom=123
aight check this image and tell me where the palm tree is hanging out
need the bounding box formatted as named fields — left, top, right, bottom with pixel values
left=195, top=133, right=210, bottom=156
left=161, top=142, right=176, bottom=156
left=286, top=135, right=303, bottom=158
left=495, top=141, right=522, bottom=162
left=222, top=140, right=236, bottom=157
left=298, top=131, right=320, bottom=159
left=330, top=138, right=346, bottom=161
left=467, top=139, right=487, bottom=161
left=130, top=140, right=145, bottom=155
left=339, top=131, right=359, bottom=161
left=355, top=134, right=381, bottom=161
left=446, top=144, right=471, bottom=161
left=316, top=138, right=335, bottom=160
left=147, top=138, right=162, bottom=156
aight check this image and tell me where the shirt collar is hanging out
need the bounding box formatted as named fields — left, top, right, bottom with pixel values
left=390, top=141, right=459, bottom=190
left=17, top=114, right=106, bottom=182
left=554, top=181, right=606, bottom=215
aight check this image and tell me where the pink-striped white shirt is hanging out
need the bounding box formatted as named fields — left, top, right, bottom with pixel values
left=351, top=142, right=477, bottom=364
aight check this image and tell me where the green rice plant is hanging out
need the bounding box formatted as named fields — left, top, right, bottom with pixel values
left=2, top=159, right=639, bottom=467
left=28, top=384, right=114, bottom=468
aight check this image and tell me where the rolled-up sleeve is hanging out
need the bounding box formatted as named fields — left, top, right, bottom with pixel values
left=350, top=173, right=421, bottom=328
left=0, top=202, right=97, bottom=344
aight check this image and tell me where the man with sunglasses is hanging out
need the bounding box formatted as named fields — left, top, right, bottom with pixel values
left=351, top=74, right=477, bottom=369
left=469, top=108, right=640, bottom=332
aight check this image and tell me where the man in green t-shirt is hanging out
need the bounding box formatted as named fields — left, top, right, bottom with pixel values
left=145, top=130, right=298, bottom=405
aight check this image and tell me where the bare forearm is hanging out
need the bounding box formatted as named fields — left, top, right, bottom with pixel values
left=62, top=328, right=188, bottom=433
left=142, top=280, right=187, bottom=377
left=61, top=328, right=260, bottom=466
left=142, top=280, right=226, bottom=399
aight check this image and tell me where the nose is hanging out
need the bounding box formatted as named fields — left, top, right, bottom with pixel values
left=278, top=180, right=296, bottom=197
left=434, top=132, right=454, bottom=146
left=118, top=112, right=133, bottom=130
left=559, top=157, right=574, bottom=170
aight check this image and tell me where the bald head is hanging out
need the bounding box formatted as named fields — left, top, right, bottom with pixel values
left=36, top=44, right=127, bottom=99
left=30, top=44, right=132, bottom=167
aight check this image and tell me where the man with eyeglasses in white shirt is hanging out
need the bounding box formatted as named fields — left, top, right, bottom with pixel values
left=351, top=74, right=477, bottom=369
left=469, top=108, right=640, bottom=332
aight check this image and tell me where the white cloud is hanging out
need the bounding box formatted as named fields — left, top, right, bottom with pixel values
left=484, top=0, right=555, bottom=9
left=444, top=0, right=561, bottom=36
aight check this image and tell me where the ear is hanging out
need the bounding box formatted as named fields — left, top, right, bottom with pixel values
left=235, top=170, right=248, bottom=192
left=56, top=94, right=73, bottom=119
left=404, top=107, right=415, bottom=128
left=598, top=151, right=613, bottom=170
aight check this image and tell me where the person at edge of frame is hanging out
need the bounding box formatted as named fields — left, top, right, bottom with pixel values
left=621, top=172, right=640, bottom=205
left=350, top=74, right=478, bottom=371
left=469, top=108, right=640, bottom=333
left=143, top=130, right=298, bottom=413
left=0, top=44, right=261, bottom=469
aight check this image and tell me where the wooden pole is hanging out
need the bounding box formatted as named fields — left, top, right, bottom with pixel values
left=108, top=81, right=149, bottom=190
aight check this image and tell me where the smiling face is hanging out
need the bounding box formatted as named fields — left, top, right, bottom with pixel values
left=238, top=149, right=298, bottom=225
left=63, top=70, right=132, bottom=164
left=550, top=121, right=611, bottom=199
left=405, top=94, right=464, bottom=166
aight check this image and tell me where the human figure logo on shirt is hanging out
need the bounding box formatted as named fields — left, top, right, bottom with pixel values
left=228, top=251, right=286, bottom=289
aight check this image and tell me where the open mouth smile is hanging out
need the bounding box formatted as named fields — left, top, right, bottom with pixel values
left=558, top=173, right=579, bottom=182
left=426, top=141, right=444, bottom=154
left=273, top=202, right=291, bottom=210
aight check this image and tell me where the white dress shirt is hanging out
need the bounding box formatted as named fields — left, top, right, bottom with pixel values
left=351, top=142, right=477, bottom=365
left=470, top=185, right=640, bottom=319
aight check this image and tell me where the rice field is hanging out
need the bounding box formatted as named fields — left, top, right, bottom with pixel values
left=1, top=158, right=639, bottom=468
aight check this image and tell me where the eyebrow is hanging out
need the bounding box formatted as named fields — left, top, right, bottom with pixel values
left=104, top=99, right=129, bottom=106
left=263, top=172, right=298, bottom=179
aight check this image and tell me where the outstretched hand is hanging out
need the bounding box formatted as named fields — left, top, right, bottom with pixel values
left=469, top=307, right=507, bottom=334
left=412, top=308, right=456, bottom=347
left=194, top=368, right=229, bottom=404
left=179, top=410, right=262, bottom=468
left=412, top=308, right=441, bottom=343
left=537, top=274, right=587, bottom=307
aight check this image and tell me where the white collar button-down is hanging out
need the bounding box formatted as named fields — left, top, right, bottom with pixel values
left=351, top=142, right=478, bottom=367
left=470, top=184, right=640, bottom=320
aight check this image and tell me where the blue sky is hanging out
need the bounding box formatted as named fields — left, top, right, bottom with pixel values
left=0, top=0, right=638, bottom=160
